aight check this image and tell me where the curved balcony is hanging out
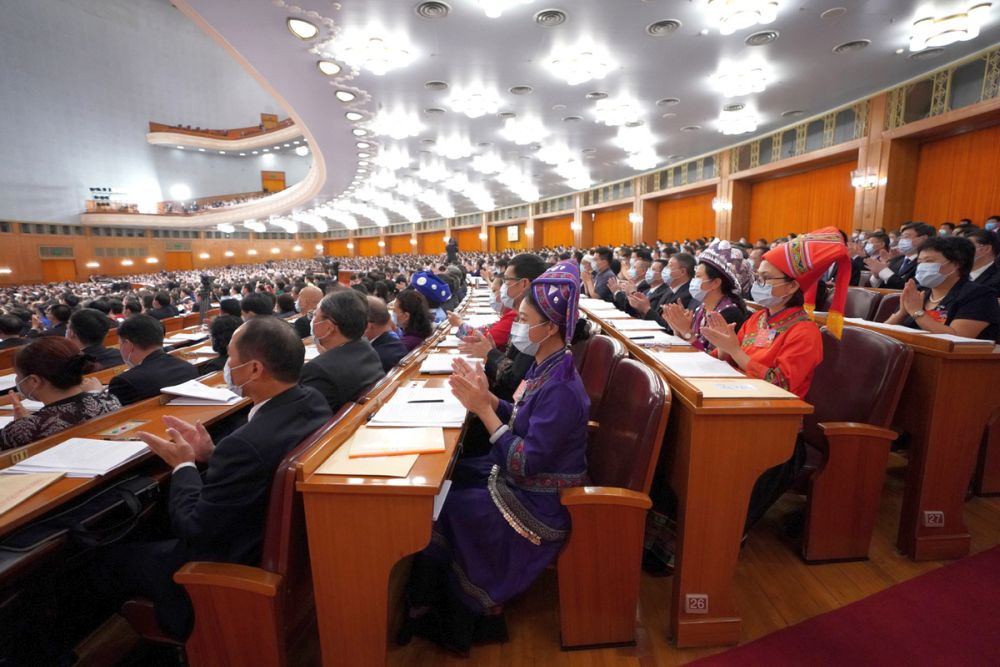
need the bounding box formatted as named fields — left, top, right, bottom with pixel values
left=147, top=117, right=302, bottom=152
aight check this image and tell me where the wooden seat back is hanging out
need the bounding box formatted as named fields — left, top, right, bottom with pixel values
left=161, top=316, right=184, bottom=333
left=872, top=292, right=901, bottom=322
left=844, top=288, right=883, bottom=321
left=577, top=334, right=625, bottom=422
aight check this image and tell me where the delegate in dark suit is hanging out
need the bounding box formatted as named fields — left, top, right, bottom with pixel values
left=973, top=262, right=1000, bottom=295
left=648, top=281, right=694, bottom=330
left=146, top=305, right=180, bottom=321
left=370, top=331, right=408, bottom=372
left=300, top=338, right=385, bottom=412
left=107, top=349, right=198, bottom=405
left=876, top=254, right=919, bottom=290
left=91, top=384, right=332, bottom=639
left=82, top=344, right=124, bottom=370
left=292, top=314, right=311, bottom=339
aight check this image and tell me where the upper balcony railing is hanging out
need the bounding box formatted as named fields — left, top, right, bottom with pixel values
left=147, top=117, right=295, bottom=141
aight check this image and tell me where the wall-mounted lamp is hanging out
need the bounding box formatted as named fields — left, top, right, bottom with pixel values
left=851, top=168, right=886, bottom=190
left=711, top=197, right=733, bottom=212
left=628, top=212, right=644, bottom=224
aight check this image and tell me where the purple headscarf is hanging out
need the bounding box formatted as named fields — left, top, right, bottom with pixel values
left=528, top=261, right=580, bottom=345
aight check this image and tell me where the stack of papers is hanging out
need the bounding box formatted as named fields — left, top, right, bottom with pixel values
left=162, top=380, right=241, bottom=405
left=185, top=344, right=216, bottom=356
left=686, top=378, right=797, bottom=400
left=622, top=330, right=691, bottom=346
left=436, top=336, right=463, bottom=348
left=164, top=333, right=208, bottom=344
left=369, top=387, right=467, bottom=427
left=419, top=353, right=479, bottom=374
left=304, top=346, right=322, bottom=360
left=0, top=374, right=17, bottom=392
left=649, top=351, right=745, bottom=378
left=3, top=438, right=150, bottom=478
left=580, top=299, right=619, bottom=311
left=0, top=399, right=44, bottom=412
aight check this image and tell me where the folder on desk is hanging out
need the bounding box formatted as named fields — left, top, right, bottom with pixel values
left=162, top=380, right=241, bottom=405
left=686, top=378, right=797, bottom=400
left=315, top=442, right=418, bottom=477
left=347, top=426, right=446, bottom=458
left=0, top=472, right=65, bottom=515
left=649, top=351, right=745, bottom=378
left=2, top=438, right=149, bottom=478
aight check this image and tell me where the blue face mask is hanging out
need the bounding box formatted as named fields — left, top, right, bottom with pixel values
left=864, top=242, right=875, bottom=256
left=688, top=277, right=708, bottom=303
left=510, top=321, right=550, bottom=356
left=223, top=360, right=251, bottom=396
left=915, top=262, right=952, bottom=288
left=897, top=238, right=914, bottom=254
left=645, top=269, right=655, bottom=283
left=661, top=268, right=672, bottom=284
left=627, top=268, right=637, bottom=280
left=986, top=222, right=997, bottom=231
left=751, top=282, right=790, bottom=310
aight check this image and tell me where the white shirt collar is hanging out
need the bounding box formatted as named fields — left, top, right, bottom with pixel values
left=247, top=398, right=271, bottom=421
left=970, top=263, right=990, bottom=281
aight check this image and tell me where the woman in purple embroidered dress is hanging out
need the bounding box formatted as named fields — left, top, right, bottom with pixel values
left=400, top=262, right=590, bottom=655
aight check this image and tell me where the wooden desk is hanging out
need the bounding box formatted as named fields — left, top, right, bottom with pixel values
left=299, top=317, right=469, bottom=666
left=0, top=371, right=250, bottom=538
left=812, top=314, right=1000, bottom=560
left=579, top=304, right=813, bottom=648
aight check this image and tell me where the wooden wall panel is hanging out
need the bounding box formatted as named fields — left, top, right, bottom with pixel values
left=357, top=237, right=381, bottom=257
left=323, top=239, right=350, bottom=256
left=387, top=234, right=413, bottom=255
left=40, top=259, right=77, bottom=283
left=494, top=224, right=526, bottom=252
left=911, top=124, right=1000, bottom=225
left=592, top=208, right=631, bottom=247
left=165, top=252, right=193, bottom=271
left=418, top=231, right=443, bottom=255
left=538, top=216, right=574, bottom=248
left=656, top=192, right=716, bottom=243
left=453, top=227, right=482, bottom=252
left=748, top=160, right=855, bottom=241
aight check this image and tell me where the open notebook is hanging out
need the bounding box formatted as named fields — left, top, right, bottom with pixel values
left=162, top=380, right=241, bottom=406
left=369, top=387, right=467, bottom=428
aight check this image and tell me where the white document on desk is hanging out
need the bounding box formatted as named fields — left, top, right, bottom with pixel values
left=649, top=351, right=745, bottom=378
left=369, top=392, right=467, bottom=428
left=0, top=399, right=44, bottom=412
left=304, top=346, right=322, bottom=360
left=843, top=318, right=928, bottom=335
left=0, top=374, right=17, bottom=392
left=610, top=318, right=670, bottom=331
left=463, top=314, right=499, bottom=328
left=162, top=380, right=240, bottom=405
left=419, top=353, right=479, bottom=374
left=3, top=438, right=149, bottom=478
left=623, top=330, right=691, bottom=346
left=923, top=333, right=994, bottom=346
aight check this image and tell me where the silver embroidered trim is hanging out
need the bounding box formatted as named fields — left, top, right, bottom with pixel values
left=487, top=465, right=568, bottom=546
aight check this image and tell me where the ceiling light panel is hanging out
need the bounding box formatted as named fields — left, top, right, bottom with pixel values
left=706, top=0, right=779, bottom=36
left=500, top=116, right=548, bottom=144
left=593, top=96, right=643, bottom=127
left=446, top=86, right=503, bottom=118
left=471, top=152, right=507, bottom=174
left=365, top=109, right=424, bottom=139
left=712, top=64, right=769, bottom=97
left=287, top=17, right=320, bottom=40
left=546, top=43, right=616, bottom=85
left=434, top=135, right=475, bottom=160
left=475, top=0, right=535, bottom=19
left=717, top=106, right=760, bottom=135
left=909, top=3, right=992, bottom=51
left=317, top=27, right=415, bottom=76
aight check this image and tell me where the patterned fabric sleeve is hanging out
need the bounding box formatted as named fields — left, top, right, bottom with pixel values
left=490, top=382, right=582, bottom=478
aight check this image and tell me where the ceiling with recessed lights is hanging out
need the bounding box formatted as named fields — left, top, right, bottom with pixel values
left=177, top=0, right=999, bottom=231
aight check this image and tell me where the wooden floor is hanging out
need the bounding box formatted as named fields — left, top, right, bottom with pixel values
left=387, top=455, right=1000, bottom=666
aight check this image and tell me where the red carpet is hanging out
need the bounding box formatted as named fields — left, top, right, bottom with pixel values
left=688, top=546, right=1000, bottom=666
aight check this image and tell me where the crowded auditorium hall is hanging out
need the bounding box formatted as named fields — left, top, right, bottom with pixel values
left=1, top=1, right=999, bottom=665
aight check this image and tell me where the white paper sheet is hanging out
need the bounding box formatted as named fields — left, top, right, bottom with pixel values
left=622, top=330, right=691, bottom=346
left=923, top=333, right=993, bottom=345
left=0, top=415, right=14, bottom=428
left=844, top=318, right=928, bottom=335
left=161, top=380, right=240, bottom=404
left=419, top=353, right=480, bottom=374
left=3, top=438, right=150, bottom=478
left=0, top=374, right=17, bottom=392
left=369, top=391, right=467, bottom=427
left=649, top=351, right=745, bottom=378
left=304, top=346, right=321, bottom=360
left=610, top=318, right=671, bottom=331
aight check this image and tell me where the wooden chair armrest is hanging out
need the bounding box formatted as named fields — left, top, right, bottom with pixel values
left=174, top=561, right=281, bottom=598
left=560, top=486, right=651, bottom=510
left=818, top=421, right=899, bottom=441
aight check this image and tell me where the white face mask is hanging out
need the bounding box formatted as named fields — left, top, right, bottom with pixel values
left=509, top=321, right=551, bottom=356
left=15, top=376, right=37, bottom=402
left=223, top=360, right=251, bottom=396
left=627, top=268, right=637, bottom=280
left=915, top=262, right=952, bottom=288
left=500, top=281, right=519, bottom=309
left=751, top=281, right=790, bottom=310
left=645, top=269, right=655, bottom=283
left=688, top=277, right=708, bottom=302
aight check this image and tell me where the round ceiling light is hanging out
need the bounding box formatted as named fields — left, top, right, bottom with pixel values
left=646, top=19, right=682, bottom=36
left=833, top=39, right=871, bottom=53
left=424, top=107, right=446, bottom=115
left=680, top=125, right=702, bottom=132
left=509, top=85, right=534, bottom=95
left=656, top=97, right=680, bottom=106
left=535, top=9, right=567, bottom=26
left=562, top=115, right=582, bottom=122
left=336, top=90, right=357, bottom=102
left=345, top=111, right=364, bottom=121
left=415, top=1, right=450, bottom=19
left=317, top=60, right=341, bottom=76
left=287, top=18, right=319, bottom=40
left=745, top=30, right=779, bottom=46
left=424, top=80, right=449, bottom=91
left=821, top=7, right=847, bottom=19
left=781, top=109, right=805, bottom=117
left=497, top=111, right=517, bottom=119
left=585, top=91, right=608, bottom=100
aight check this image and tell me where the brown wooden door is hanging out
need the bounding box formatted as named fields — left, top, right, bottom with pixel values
left=41, top=259, right=77, bottom=283
left=165, top=252, right=194, bottom=271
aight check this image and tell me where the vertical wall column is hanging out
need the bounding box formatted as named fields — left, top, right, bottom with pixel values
left=526, top=209, right=538, bottom=250
left=715, top=150, right=735, bottom=239
left=479, top=214, right=488, bottom=252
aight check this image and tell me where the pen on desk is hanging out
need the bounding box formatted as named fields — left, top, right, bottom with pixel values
left=630, top=335, right=655, bottom=340
left=408, top=399, right=445, bottom=403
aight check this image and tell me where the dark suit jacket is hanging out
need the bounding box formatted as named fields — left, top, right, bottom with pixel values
left=973, top=262, right=1000, bottom=296
left=880, top=254, right=919, bottom=290
left=28, top=323, right=67, bottom=338
left=146, top=305, right=180, bottom=321
left=647, top=282, right=694, bottom=330
left=292, top=314, right=311, bottom=339
left=108, top=349, right=199, bottom=405
left=169, top=384, right=332, bottom=564
left=300, top=338, right=385, bottom=412
left=370, top=331, right=408, bottom=373
left=83, top=344, right=124, bottom=370
left=0, top=337, right=27, bottom=350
